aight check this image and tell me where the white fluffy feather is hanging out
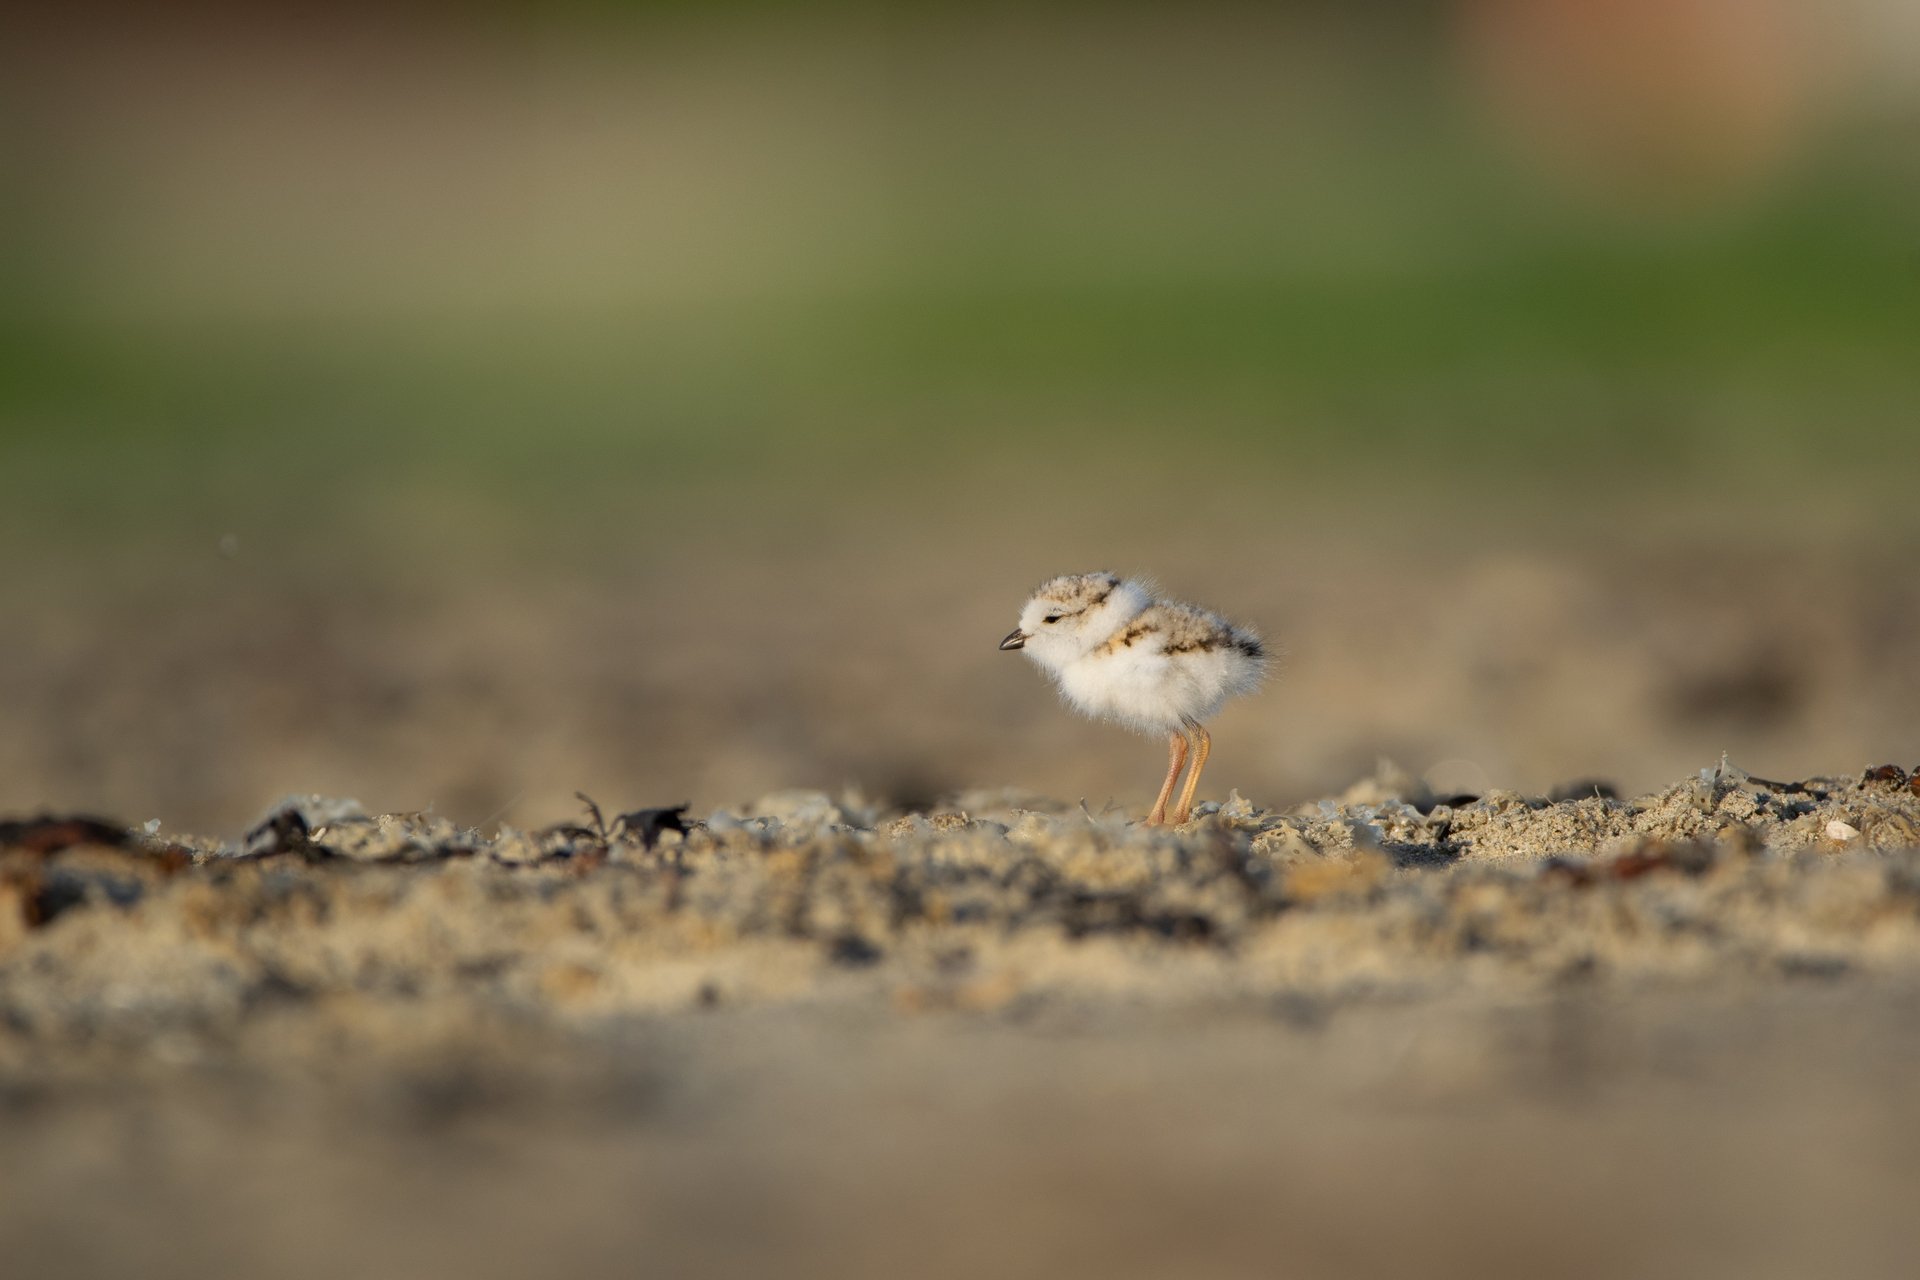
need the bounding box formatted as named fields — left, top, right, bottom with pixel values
left=1003, top=572, right=1267, bottom=735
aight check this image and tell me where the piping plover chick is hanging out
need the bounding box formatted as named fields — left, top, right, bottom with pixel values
left=1000, top=572, right=1267, bottom=825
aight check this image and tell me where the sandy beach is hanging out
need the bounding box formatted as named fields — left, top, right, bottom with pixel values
left=7, top=764, right=1920, bottom=1278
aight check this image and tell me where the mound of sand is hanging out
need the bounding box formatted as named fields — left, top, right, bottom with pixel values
left=5, top=764, right=1920, bottom=1279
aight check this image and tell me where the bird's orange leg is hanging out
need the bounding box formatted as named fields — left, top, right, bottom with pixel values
left=1170, top=719, right=1212, bottom=823
left=1144, top=730, right=1189, bottom=825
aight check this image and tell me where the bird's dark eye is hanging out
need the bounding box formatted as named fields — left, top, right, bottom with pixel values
left=1042, top=614, right=1061, bottom=624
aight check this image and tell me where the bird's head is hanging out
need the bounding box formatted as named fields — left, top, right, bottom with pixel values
left=1000, top=571, right=1149, bottom=669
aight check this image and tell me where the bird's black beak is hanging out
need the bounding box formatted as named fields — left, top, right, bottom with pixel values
left=999, top=628, right=1028, bottom=651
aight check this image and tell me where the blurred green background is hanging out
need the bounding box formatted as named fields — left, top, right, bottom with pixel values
left=4, top=0, right=1918, bottom=832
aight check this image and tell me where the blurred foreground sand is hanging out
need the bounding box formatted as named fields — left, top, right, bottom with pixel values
left=5, top=765, right=1920, bottom=1278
